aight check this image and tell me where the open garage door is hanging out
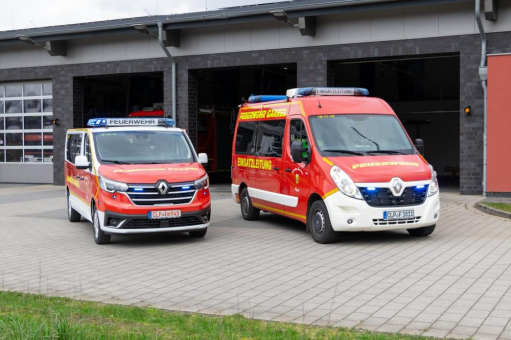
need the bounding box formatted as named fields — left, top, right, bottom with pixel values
left=331, top=55, right=460, bottom=190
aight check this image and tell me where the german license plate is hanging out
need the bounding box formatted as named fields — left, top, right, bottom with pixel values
left=383, top=210, right=414, bottom=220
left=148, top=210, right=181, bottom=219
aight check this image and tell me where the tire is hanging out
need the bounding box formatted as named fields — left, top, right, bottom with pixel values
left=308, top=200, right=337, bottom=244
left=189, top=228, right=207, bottom=238
left=240, top=188, right=260, bottom=221
left=67, top=191, right=81, bottom=222
left=93, top=205, right=111, bottom=245
left=408, top=224, right=436, bottom=237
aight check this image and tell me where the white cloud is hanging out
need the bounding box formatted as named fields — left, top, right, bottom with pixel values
left=0, top=0, right=287, bottom=32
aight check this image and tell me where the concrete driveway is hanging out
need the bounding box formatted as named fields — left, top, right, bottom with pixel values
left=1, top=184, right=511, bottom=339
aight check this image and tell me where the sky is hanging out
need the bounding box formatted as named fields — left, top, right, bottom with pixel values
left=0, top=0, right=288, bottom=32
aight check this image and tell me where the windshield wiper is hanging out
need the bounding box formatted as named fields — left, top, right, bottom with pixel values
left=101, top=159, right=132, bottom=165
left=350, top=127, right=380, bottom=151
left=367, top=150, right=407, bottom=155
left=323, top=149, right=366, bottom=156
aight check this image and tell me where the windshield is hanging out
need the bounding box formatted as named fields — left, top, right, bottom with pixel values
left=310, top=114, right=414, bottom=156
left=93, top=130, right=195, bottom=164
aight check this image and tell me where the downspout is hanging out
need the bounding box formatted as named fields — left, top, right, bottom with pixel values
left=475, top=0, right=488, bottom=196
left=157, top=22, right=177, bottom=124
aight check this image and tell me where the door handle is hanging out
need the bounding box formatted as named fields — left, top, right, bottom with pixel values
left=273, top=166, right=280, bottom=171
left=285, top=168, right=292, bottom=173
left=76, top=175, right=83, bottom=180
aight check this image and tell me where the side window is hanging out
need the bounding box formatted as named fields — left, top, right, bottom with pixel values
left=235, top=121, right=258, bottom=155
left=290, top=119, right=309, bottom=158
left=67, top=133, right=83, bottom=164
left=66, top=135, right=72, bottom=162
left=257, top=119, right=285, bottom=158
left=84, top=134, right=92, bottom=163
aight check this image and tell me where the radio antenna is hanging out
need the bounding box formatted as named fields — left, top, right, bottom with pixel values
left=317, top=95, right=322, bottom=108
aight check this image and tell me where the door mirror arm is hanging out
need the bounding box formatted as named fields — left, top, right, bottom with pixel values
left=414, top=138, right=425, bottom=156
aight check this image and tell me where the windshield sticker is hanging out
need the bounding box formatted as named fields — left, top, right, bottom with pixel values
left=239, top=108, right=287, bottom=121
left=237, top=157, right=272, bottom=170
left=113, top=167, right=199, bottom=173
left=317, top=115, right=334, bottom=119
left=352, top=162, right=419, bottom=170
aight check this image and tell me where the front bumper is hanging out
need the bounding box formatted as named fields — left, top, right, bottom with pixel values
left=97, top=207, right=210, bottom=234
left=324, top=191, right=440, bottom=232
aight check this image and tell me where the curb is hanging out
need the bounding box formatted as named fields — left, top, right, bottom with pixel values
left=474, top=202, right=511, bottom=220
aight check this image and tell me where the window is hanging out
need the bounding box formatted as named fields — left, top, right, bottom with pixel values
left=84, top=134, right=92, bottom=163
left=290, top=119, right=309, bottom=161
left=0, top=81, right=53, bottom=163
left=256, top=120, right=285, bottom=158
left=66, top=134, right=83, bottom=164
left=235, top=121, right=258, bottom=155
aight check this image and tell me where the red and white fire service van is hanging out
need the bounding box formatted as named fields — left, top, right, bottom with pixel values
left=231, top=87, right=440, bottom=244
left=65, top=117, right=211, bottom=244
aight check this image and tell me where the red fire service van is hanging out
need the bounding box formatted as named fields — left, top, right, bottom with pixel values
left=65, top=117, right=211, bottom=244
left=231, top=87, right=440, bottom=244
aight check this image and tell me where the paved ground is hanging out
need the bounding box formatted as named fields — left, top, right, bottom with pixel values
left=1, top=184, right=511, bottom=339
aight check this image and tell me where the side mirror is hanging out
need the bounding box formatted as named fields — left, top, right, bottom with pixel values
left=291, top=141, right=308, bottom=163
left=414, top=139, right=425, bottom=156
left=75, top=155, right=90, bottom=170
left=198, top=153, right=208, bottom=166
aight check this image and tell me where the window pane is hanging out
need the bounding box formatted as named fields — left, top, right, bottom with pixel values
left=23, top=84, right=41, bottom=97
left=43, top=116, right=53, bottom=130
left=6, top=133, right=22, bottom=146
left=0, top=101, right=3, bottom=114
left=0, top=117, right=3, bottom=130
left=43, top=99, right=53, bottom=112
left=5, top=85, right=22, bottom=97
left=0, top=86, right=4, bottom=98
left=43, top=133, right=53, bottom=146
left=24, top=116, right=41, bottom=130
left=24, top=99, right=42, bottom=113
left=5, top=100, right=22, bottom=113
left=25, top=133, right=42, bottom=146
left=0, top=149, right=4, bottom=162
left=43, top=149, right=53, bottom=163
left=43, top=83, right=52, bottom=96
left=6, top=149, right=23, bottom=162
left=24, top=149, right=42, bottom=162
left=235, top=121, right=258, bottom=155
left=5, top=116, right=22, bottom=130
left=0, top=133, right=4, bottom=146
left=257, top=120, right=285, bottom=157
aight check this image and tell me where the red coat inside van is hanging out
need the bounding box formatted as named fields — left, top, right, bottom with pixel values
left=231, top=87, right=440, bottom=244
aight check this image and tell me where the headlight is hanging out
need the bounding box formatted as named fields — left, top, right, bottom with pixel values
left=194, top=175, right=209, bottom=190
left=330, top=165, right=363, bottom=200
left=428, top=165, right=439, bottom=196
left=99, top=175, right=128, bottom=193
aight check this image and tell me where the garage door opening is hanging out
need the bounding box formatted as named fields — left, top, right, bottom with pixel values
left=194, top=63, right=297, bottom=180
left=331, top=55, right=460, bottom=190
left=74, top=72, right=164, bottom=127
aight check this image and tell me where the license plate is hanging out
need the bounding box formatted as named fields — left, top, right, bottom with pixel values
left=148, top=210, right=181, bottom=219
left=383, top=210, right=414, bottom=220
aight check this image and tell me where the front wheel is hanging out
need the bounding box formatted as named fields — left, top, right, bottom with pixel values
left=93, top=206, right=111, bottom=245
left=189, top=228, right=207, bottom=238
left=408, top=225, right=436, bottom=237
left=308, top=200, right=337, bottom=244
left=67, top=191, right=81, bottom=222
left=240, top=188, right=260, bottom=221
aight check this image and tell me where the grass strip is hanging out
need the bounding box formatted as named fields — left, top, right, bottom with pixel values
left=480, top=202, right=511, bottom=213
left=0, top=291, right=431, bottom=339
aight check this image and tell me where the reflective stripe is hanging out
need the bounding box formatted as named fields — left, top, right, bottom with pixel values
left=322, top=157, right=334, bottom=166
left=322, top=188, right=339, bottom=200
left=253, top=203, right=306, bottom=220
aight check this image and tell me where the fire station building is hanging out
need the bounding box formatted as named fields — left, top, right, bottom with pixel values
left=0, top=0, right=510, bottom=196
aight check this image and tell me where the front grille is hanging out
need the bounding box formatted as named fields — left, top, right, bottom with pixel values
left=124, top=216, right=203, bottom=229
left=359, top=186, right=428, bottom=207
left=373, top=217, right=421, bottom=226
left=127, top=182, right=196, bottom=206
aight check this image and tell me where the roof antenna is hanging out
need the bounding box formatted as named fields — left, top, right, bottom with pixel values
left=317, top=95, right=322, bottom=109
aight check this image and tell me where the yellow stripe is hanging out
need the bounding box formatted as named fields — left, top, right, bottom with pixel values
left=68, top=128, right=90, bottom=132
left=88, top=130, right=101, bottom=200
left=253, top=203, right=306, bottom=220
left=70, top=191, right=91, bottom=207
left=322, top=157, right=334, bottom=166
left=322, top=188, right=339, bottom=200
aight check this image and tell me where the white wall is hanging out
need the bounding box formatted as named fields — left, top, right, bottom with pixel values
left=1, top=1, right=511, bottom=70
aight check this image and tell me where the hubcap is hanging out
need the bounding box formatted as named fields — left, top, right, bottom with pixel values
left=313, top=209, right=325, bottom=235
left=242, top=196, right=250, bottom=215
left=94, top=211, right=99, bottom=239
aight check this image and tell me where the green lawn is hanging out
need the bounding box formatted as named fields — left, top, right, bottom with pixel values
left=0, top=291, right=431, bottom=340
left=481, top=202, right=511, bottom=213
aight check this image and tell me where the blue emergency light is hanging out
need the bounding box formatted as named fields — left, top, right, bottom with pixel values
left=87, top=117, right=176, bottom=128
left=295, top=87, right=369, bottom=97
left=246, top=95, right=288, bottom=103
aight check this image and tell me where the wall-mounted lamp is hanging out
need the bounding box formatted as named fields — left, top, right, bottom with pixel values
left=270, top=10, right=297, bottom=27
left=464, top=106, right=471, bottom=115
left=52, top=118, right=59, bottom=126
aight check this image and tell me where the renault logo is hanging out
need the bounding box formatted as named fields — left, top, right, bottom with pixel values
left=390, top=178, right=404, bottom=196
left=157, top=181, right=169, bottom=195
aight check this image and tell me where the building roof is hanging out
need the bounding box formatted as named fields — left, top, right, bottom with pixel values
left=0, top=0, right=469, bottom=46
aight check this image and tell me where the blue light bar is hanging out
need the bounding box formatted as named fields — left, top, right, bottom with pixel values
left=367, top=187, right=376, bottom=191
left=181, top=186, right=191, bottom=190
left=87, top=118, right=176, bottom=128
left=416, top=185, right=425, bottom=189
left=133, top=188, right=144, bottom=192
left=295, top=87, right=369, bottom=97
left=247, top=95, right=288, bottom=103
